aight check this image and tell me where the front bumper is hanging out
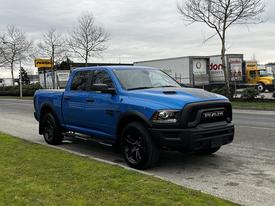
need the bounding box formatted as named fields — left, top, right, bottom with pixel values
left=34, top=112, right=38, bottom=121
left=149, top=122, right=234, bottom=152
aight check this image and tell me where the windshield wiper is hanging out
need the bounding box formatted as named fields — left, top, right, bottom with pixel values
left=128, top=86, right=154, bottom=91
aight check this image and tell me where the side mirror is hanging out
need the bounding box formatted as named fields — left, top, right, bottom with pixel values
left=92, top=84, right=116, bottom=94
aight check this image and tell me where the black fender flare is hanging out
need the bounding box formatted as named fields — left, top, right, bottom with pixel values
left=39, top=103, right=61, bottom=134
left=117, top=111, right=152, bottom=128
left=115, top=111, right=152, bottom=146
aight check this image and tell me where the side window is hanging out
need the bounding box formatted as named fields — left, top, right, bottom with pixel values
left=92, top=70, right=114, bottom=88
left=71, top=71, right=90, bottom=91
left=250, top=71, right=256, bottom=78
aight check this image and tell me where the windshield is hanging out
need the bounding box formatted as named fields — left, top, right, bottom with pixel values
left=113, top=69, right=181, bottom=90
left=259, top=70, right=272, bottom=77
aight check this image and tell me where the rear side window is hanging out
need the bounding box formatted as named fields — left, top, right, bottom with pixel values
left=91, top=70, right=114, bottom=88
left=71, top=71, right=90, bottom=91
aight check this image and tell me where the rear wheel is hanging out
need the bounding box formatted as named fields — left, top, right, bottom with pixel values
left=121, top=122, right=159, bottom=170
left=195, top=147, right=221, bottom=155
left=41, top=113, right=63, bottom=145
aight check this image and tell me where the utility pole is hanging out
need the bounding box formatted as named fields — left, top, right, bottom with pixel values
left=51, top=44, right=61, bottom=89
left=43, top=70, right=47, bottom=88
left=19, top=61, right=23, bottom=98
left=51, top=44, right=55, bottom=89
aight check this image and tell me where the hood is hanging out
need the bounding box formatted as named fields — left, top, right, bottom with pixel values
left=260, top=76, right=274, bottom=81
left=127, top=87, right=228, bottom=109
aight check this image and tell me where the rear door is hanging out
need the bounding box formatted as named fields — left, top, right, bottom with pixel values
left=62, top=70, right=92, bottom=128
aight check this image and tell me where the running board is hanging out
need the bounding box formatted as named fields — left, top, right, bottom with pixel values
left=63, top=132, right=113, bottom=147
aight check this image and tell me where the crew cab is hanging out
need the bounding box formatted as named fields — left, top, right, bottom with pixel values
left=34, top=66, right=234, bottom=169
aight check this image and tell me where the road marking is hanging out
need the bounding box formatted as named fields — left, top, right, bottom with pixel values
left=237, top=125, right=275, bottom=131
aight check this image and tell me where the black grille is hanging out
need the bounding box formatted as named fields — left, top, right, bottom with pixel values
left=181, top=101, right=232, bottom=128
left=200, top=109, right=227, bottom=123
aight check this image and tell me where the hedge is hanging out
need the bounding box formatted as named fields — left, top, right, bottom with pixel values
left=0, top=83, right=42, bottom=96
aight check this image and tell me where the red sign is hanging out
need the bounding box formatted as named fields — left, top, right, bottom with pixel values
left=209, top=63, right=224, bottom=71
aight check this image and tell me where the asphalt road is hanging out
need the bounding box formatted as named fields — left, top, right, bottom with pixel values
left=0, top=99, right=275, bottom=206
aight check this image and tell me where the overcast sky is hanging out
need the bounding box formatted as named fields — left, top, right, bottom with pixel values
left=0, top=0, right=274, bottom=77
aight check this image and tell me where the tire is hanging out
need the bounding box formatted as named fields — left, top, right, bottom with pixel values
left=41, top=113, right=64, bottom=145
left=121, top=122, right=159, bottom=170
left=257, top=83, right=265, bottom=93
left=195, top=147, right=221, bottom=155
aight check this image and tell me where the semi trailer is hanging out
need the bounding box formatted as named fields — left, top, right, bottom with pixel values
left=134, top=56, right=210, bottom=87
left=135, top=54, right=274, bottom=92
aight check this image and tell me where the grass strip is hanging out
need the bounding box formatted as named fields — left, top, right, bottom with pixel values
left=232, top=101, right=275, bottom=111
left=0, top=133, right=237, bottom=206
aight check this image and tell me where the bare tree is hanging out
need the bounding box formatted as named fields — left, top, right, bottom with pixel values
left=37, top=28, right=69, bottom=88
left=178, top=0, right=265, bottom=97
left=37, top=28, right=68, bottom=63
left=0, top=25, right=33, bottom=85
left=67, top=12, right=110, bottom=66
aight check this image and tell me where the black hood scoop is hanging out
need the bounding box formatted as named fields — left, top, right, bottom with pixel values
left=163, top=91, right=177, bottom=95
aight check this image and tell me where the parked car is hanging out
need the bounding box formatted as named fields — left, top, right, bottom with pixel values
left=34, top=66, right=234, bottom=169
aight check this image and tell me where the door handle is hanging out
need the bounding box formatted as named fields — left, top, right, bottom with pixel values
left=86, top=98, right=94, bottom=103
left=64, top=96, right=71, bottom=100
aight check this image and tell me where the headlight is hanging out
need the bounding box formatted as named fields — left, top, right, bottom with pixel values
left=152, top=110, right=180, bottom=124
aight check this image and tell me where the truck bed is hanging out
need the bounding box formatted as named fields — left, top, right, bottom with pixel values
left=34, top=89, right=65, bottom=124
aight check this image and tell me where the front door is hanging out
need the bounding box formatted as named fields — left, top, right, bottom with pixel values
left=85, top=69, right=120, bottom=139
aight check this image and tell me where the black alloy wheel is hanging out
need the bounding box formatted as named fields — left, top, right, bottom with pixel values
left=124, top=130, right=145, bottom=165
left=42, top=113, right=63, bottom=145
left=121, top=122, right=159, bottom=170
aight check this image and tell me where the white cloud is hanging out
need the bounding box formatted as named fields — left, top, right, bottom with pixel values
left=0, top=0, right=274, bottom=78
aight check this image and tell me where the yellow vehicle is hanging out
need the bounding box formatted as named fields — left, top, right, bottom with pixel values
left=245, top=61, right=274, bottom=92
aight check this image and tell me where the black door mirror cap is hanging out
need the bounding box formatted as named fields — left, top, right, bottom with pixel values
left=92, top=84, right=116, bottom=94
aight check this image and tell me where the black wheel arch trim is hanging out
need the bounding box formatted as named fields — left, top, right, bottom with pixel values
left=117, top=111, right=152, bottom=128
left=115, top=111, right=152, bottom=142
left=39, top=103, right=62, bottom=134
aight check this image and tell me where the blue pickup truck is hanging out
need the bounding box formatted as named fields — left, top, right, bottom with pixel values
left=34, top=66, right=234, bottom=169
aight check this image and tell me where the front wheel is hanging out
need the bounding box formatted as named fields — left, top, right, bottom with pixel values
left=195, top=147, right=221, bottom=155
left=121, top=122, right=159, bottom=170
left=257, top=83, right=265, bottom=92
left=41, top=113, right=64, bottom=145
